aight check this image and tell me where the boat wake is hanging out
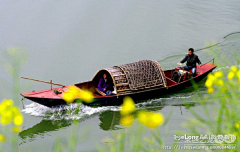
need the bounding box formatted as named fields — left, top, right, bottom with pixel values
left=22, top=102, right=120, bottom=121
left=214, top=64, right=240, bottom=72
left=22, top=94, right=193, bottom=121
left=136, top=95, right=193, bottom=108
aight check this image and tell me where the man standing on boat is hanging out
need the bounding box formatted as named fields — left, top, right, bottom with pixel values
left=178, top=48, right=202, bottom=77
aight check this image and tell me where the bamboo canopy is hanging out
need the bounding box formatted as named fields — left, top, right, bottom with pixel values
left=92, top=60, right=167, bottom=95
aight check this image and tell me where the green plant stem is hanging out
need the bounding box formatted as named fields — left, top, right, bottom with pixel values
left=68, top=121, right=79, bottom=152
left=119, top=130, right=126, bottom=152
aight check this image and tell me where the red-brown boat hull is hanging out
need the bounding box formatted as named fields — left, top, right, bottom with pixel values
left=21, top=63, right=216, bottom=108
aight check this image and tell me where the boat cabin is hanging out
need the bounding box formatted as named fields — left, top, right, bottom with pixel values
left=74, top=60, right=177, bottom=96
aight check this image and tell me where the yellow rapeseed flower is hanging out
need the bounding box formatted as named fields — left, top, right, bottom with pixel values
left=5, top=110, right=13, bottom=118
left=0, top=110, right=13, bottom=125
left=147, top=113, right=164, bottom=129
left=216, top=79, right=224, bottom=86
left=120, top=97, right=136, bottom=116
left=233, top=132, right=238, bottom=136
left=227, top=72, right=234, bottom=79
left=0, top=104, right=7, bottom=115
left=207, top=73, right=217, bottom=81
left=207, top=87, right=214, bottom=94
left=11, top=107, right=21, bottom=116
left=68, top=86, right=80, bottom=95
left=79, top=90, right=94, bottom=103
left=235, top=122, right=240, bottom=129
left=13, top=126, right=22, bottom=133
left=205, top=79, right=213, bottom=88
left=0, top=134, right=6, bottom=143
left=63, top=92, right=76, bottom=104
left=214, top=71, right=224, bottom=78
left=230, top=66, right=237, bottom=72
left=0, top=99, right=15, bottom=115
left=119, top=115, right=134, bottom=127
left=138, top=111, right=148, bottom=126
left=62, top=86, right=80, bottom=104
left=0, top=99, right=24, bottom=127
left=63, top=86, right=94, bottom=104
left=0, top=116, right=11, bottom=125
left=13, top=114, right=23, bottom=126
left=2, top=99, right=14, bottom=107
left=137, top=111, right=164, bottom=129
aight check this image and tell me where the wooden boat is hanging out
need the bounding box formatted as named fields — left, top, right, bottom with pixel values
left=21, top=59, right=216, bottom=108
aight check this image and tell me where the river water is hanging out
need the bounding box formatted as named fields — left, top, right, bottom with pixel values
left=1, top=0, right=240, bottom=151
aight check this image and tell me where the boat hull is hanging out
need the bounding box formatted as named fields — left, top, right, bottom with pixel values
left=21, top=63, right=216, bottom=108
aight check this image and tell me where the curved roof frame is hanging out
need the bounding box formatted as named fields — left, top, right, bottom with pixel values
left=92, top=60, right=167, bottom=95
left=92, top=69, right=119, bottom=96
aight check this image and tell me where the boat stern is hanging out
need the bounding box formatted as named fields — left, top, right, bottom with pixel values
left=197, top=63, right=217, bottom=75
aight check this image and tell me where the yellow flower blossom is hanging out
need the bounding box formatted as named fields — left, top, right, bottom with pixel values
left=5, top=110, right=13, bottom=118
left=205, top=79, right=213, bottom=88
left=214, top=71, right=224, bottom=78
left=66, top=86, right=80, bottom=99
left=0, top=134, right=6, bottom=142
left=2, top=99, right=14, bottom=107
left=230, top=66, right=237, bottom=72
left=1, top=116, right=12, bottom=125
left=68, top=86, right=80, bottom=95
left=233, top=132, right=238, bottom=136
left=13, top=126, right=22, bottom=133
left=207, top=73, right=217, bottom=81
left=137, top=111, right=164, bottom=129
left=0, top=104, right=6, bottom=115
left=79, top=90, right=94, bottom=103
left=11, top=107, right=21, bottom=115
left=147, top=113, right=164, bottom=129
left=216, top=79, right=224, bottom=86
left=13, top=114, right=23, bottom=126
left=1, top=110, right=13, bottom=125
left=120, top=115, right=134, bottom=127
left=120, top=97, right=136, bottom=116
left=62, top=86, right=79, bottom=104
left=0, top=99, right=24, bottom=127
left=207, top=87, right=214, bottom=94
left=0, top=99, right=15, bottom=115
left=235, top=122, right=240, bottom=129
left=63, top=92, right=76, bottom=104
left=227, top=72, right=234, bottom=79
left=63, top=86, right=94, bottom=104
left=138, top=111, right=148, bottom=126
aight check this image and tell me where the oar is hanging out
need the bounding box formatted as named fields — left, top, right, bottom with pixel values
left=21, top=77, right=66, bottom=90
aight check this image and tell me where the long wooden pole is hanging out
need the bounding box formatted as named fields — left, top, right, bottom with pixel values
left=21, top=77, right=66, bottom=87
left=203, top=58, right=215, bottom=65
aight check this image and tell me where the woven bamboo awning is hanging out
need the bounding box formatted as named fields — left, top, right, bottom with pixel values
left=92, top=60, right=167, bottom=95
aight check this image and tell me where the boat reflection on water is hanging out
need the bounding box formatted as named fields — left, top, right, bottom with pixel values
left=99, top=110, right=121, bottom=131
left=19, top=119, right=72, bottom=145
left=19, top=110, right=123, bottom=145
left=19, top=100, right=197, bottom=145
left=98, top=101, right=197, bottom=131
